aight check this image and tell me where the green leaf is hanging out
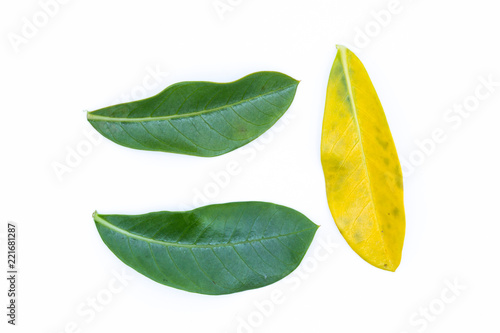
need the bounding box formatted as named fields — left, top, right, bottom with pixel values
left=93, top=202, right=318, bottom=295
left=87, top=71, right=299, bottom=157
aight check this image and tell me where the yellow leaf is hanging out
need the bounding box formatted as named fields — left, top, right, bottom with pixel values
left=321, top=45, right=405, bottom=271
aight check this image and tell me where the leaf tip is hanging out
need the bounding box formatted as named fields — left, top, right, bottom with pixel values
left=385, top=265, right=398, bottom=272
left=379, top=259, right=400, bottom=272
left=335, top=44, right=348, bottom=51
left=288, top=76, right=300, bottom=87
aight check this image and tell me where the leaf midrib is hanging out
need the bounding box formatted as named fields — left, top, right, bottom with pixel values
left=87, top=83, right=297, bottom=123
left=94, top=213, right=316, bottom=249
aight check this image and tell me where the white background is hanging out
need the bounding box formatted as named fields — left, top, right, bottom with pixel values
left=1, top=0, right=500, bottom=332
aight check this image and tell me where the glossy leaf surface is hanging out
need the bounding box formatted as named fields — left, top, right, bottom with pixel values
left=93, top=202, right=318, bottom=295
left=87, top=72, right=299, bottom=157
left=321, top=45, right=405, bottom=271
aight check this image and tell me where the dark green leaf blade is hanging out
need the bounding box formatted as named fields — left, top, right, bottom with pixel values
left=93, top=202, right=318, bottom=295
left=87, top=72, right=299, bottom=157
